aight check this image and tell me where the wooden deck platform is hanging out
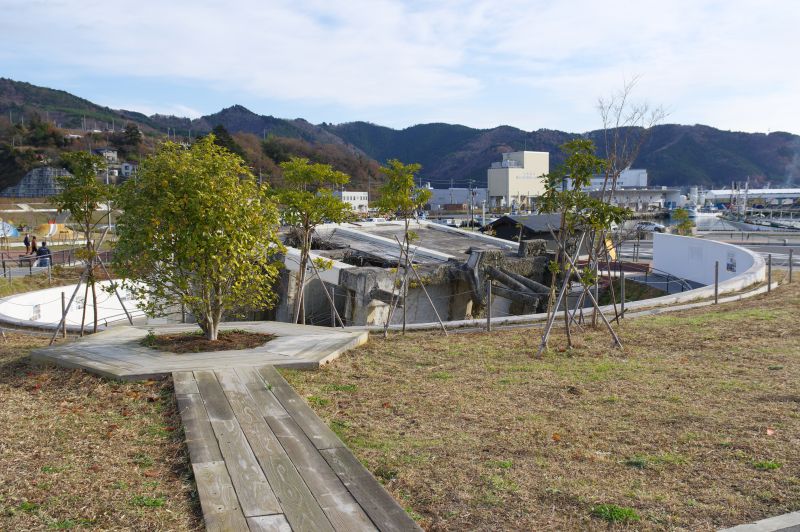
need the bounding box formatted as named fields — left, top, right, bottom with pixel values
left=31, top=322, right=368, bottom=381
left=176, top=366, right=421, bottom=532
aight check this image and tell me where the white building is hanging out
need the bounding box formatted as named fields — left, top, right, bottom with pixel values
left=487, top=151, right=549, bottom=210
left=93, top=148, right=118, bottom=164
left=334, top=190, right=369, bottom=213
left=120, top=162, right=137, bottom=178
left=589, top=187, right=682, bottom=212
left=572, top=168, right=649, bottom=190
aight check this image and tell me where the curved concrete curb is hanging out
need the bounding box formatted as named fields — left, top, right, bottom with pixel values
left=719, top=510, right=800, bottom=531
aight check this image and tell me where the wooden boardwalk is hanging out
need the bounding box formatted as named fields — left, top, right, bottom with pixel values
left=32, top=322, right=368, bottom=381
left=175, top=366, right=421, bottom=532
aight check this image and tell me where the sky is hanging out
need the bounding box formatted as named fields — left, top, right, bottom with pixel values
left=1, top=0, right=798, bottom=134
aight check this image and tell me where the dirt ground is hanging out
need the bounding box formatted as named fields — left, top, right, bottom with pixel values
left=0, top=335, right=202, bottom=531
left=142, top=329, right=275, bottom=354
left=284, top=281, right=800, bottom=531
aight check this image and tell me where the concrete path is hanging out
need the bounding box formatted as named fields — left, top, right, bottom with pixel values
left=31, top=321, right=368, bottom=380
left=176, top=366, right=420, bottom=532
left=719, top=510, right=800, bottom=531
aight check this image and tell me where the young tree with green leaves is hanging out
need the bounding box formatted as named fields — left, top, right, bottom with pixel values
left=672, top=208, right=695, bottom=236
left=274, top=156, right=352, bottom=324
left=376, top=159, right=431, bottom=333
left=538, top=139, right=629, bottom=354
left=55, top=151, right=113, bottom=333
left=112, top=136, right=283, bottom=340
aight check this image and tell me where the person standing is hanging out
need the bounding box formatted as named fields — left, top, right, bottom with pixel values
left=36, top=240, right=51, bottom=267
left=30, top=236, right=37, bottom=256
left=23, top=233, right=30, bottom=254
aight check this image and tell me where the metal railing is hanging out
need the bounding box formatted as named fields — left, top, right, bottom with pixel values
left=0, top=248, right=114, bottom=279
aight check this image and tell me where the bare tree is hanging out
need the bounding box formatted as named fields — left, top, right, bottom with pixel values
left=585, top=79, right=667, bottom=325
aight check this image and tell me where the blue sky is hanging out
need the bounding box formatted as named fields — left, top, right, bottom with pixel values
left=1, top=0, right=798, bottom=133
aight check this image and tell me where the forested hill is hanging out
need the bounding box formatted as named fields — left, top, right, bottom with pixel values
left=324, top=121, right=800, bottom=189
left=2, top=77, right=799, bottom=189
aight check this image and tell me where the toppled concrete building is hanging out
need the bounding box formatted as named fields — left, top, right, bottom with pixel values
left=275, top=220, right=552, bottom=327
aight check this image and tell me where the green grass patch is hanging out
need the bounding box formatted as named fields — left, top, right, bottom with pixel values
left=430, top=371, right=453, bottom=380
left=18, top=501, right=39, bottom=512
left=329, top=419, right=349, bottom=439
left=753, top=460, right=782, bottom=471
left=591, top=503, right=640, bottom=522
left=487, top=459, right=513, bottom=469
left=307, top=395, right=330, bottom=407
left=132, top=453, right=154, bottom=468
left=324, top=383, right=358, bottom=392
left=131, top=495, right=166, bottom=508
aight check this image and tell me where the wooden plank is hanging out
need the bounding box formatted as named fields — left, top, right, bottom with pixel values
left=176, top=393, right=223, bottom=464
left=172, top=370, right=199, bottom=395
left=209, top=418, right=282, bottom=517
left=235, top=367, right=290, bottom=419
left=257, top=366, right=344, bottom=450
left=321, top=447, right=422, bottom=532
left=192, top=461, right=249, bottom=532
left=247, top=514, right=293, bottom=532
left=267, top=415, right=376, bottom=532
left=194, top=370, right=282, bottom=517
left=194, top=370, right=236, bottom=421
left=217, top=370, right=339, bottom=532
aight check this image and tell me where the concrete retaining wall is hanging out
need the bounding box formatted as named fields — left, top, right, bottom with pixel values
left=653, top=232, right=762, bottom=286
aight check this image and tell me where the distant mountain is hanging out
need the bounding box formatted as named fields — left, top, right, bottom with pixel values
left=2, top=77, right=799, bottom=190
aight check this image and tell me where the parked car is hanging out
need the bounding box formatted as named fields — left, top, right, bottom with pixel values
left=635, top=221, right=666, bottom=233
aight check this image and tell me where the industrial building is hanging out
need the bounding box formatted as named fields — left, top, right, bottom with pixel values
left=487, top=151, right=549, bottom=210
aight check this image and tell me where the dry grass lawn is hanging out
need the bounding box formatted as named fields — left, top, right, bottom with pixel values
left=284, top=282, right=800, bottom=530
left=0, top=335, right=201, bottom=531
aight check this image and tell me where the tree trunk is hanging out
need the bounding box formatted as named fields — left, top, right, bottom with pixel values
left=207, top=319, right=219, bottom=341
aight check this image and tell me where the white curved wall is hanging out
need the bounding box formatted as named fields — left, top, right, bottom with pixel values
left=0, top=280, right=146, bottom=331
left=653, top=233, right=762, bottom=286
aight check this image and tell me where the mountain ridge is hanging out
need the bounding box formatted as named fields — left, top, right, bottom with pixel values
left=1, top=77, right=798, bottom=189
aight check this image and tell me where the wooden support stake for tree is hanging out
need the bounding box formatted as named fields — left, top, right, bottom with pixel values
left=393, top=235, right=447, bottom=336
left=535, top=232, right=587, bottom=358
left=49, top=268, right=90, bottom=346
left=96, top=255, right=134, bottom=325
left=486, top=279, right=492, bottom=332
left=559, top=243, right=623, bottom=350
left=61, top=291, right=66, bottom=338
left=383, top=243, right=418, bottom=337
left=307, top=257, right=346, bottom=329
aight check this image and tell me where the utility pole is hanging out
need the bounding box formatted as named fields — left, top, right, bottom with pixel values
left=469, top=179, right=475, bottom=231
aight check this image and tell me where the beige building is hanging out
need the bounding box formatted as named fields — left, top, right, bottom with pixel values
left=487, top=151, right=549, bottom=210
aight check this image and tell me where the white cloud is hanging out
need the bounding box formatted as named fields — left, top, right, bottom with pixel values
left=1, top=0, right=798, bottom=132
